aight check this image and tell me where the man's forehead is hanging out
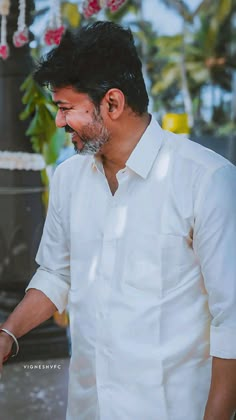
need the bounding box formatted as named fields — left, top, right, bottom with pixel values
left=51, top=87, right=89, bottom=104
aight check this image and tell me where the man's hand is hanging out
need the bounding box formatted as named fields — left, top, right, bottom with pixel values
left=0, top=332, right=14, bottom=375
left=0, top=288, right=58, bottom=377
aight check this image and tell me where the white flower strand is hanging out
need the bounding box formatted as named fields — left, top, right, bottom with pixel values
left=49, top=0, right=61, bottom=28
left=55, top=0, right=62, bottom=27
left=48, top=0, right=54, bottom=27
left=0, top=151, right=46, bottom=171
left=1, top=14, right=6, bottom=45
left=17, top=0, right=26, bottom=32
left=0, top=0, right=10, bottom=51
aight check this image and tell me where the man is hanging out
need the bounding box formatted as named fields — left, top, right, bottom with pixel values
left=0, top=21, right=235, bottom=420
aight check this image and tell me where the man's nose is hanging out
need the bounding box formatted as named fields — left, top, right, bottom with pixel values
left=55, top=110, right=66, bottom=128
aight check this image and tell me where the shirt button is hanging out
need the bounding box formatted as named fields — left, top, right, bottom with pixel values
left=97, top=312, right=105, bottom=319
left=104, top=347, right=111, bottom=357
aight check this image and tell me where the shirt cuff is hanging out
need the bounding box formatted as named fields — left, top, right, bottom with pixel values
left=210, top=325, right=236, bottom=359
left=25, top=267, right=69, bottom=314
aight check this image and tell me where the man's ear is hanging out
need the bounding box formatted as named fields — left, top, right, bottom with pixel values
left=102, top=88, right=125, bottom=120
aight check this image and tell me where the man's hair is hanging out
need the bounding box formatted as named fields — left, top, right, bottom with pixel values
left=34, top=21, right=149, bottom=115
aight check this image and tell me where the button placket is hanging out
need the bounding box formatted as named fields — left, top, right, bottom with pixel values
left=95, top=197, right=118, bottom=390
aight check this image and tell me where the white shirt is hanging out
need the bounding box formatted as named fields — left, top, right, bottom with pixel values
left=26, top=116, right=236, bottom=420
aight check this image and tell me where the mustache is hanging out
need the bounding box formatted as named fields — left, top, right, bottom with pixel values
left=64, top=125, right=74, bottom=133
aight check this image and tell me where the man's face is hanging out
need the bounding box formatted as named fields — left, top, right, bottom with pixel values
left=52, top=86, right=110, bottom=155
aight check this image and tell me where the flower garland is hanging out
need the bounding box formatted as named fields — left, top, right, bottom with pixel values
left=0, top=0, right=29, bottom=60
left=0, top=151, right=45, bottom=171
left=106, top=0, right=127, bottom=12
left=13, top=0, right=29, bottom=48
left=82, top=0, right=127, bottom=18
left=0, top=0, right=10, bottom=60
left=0, top=0, right=129, bottom=60
left=82, top=0, right=101, bottom=19
left=44, top=0, right=65, bottom=46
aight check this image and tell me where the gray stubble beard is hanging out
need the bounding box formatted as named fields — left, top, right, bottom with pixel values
left=75, top=109, right=110, bottom=155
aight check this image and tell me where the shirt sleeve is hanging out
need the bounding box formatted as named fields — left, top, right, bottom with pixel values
left=193, top=163, right=236, bottom=359
left=25, top=168, right=70, bottom=314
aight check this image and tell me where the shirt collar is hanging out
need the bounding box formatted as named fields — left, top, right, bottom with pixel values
left=92, top=154, right=104, bottom=174
left=126, top=115, right=164, bottom=179
left=92, top=115, right=164, bottom=179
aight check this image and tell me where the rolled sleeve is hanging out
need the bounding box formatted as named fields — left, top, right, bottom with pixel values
left=26, top=168, right=71, bottom=314
left=193, top=164, right=236, bottom=358
left=26, top=267, right=69, bottom=314
left=210, top=325, right=236, bottom=358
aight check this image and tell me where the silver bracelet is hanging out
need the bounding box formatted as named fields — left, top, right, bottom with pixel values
left=0, top=328, right=20, bottom=357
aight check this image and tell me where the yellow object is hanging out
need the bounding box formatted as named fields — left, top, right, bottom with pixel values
left=162, top=113, right=190, bottom=134
left=61, top=3, right=81, bottom=28
left=53, top=310, right=69, bottom=328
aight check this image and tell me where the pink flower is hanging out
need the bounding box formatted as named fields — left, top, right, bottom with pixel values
left=107, top=0, right=126, bottom=12
left=0, top=44, right=9, bottom=60
left=44, top=26, right=65, bottom=46
left=13, top=28, right=29, bottom=48
left=83, top=0, right=101, bottom=18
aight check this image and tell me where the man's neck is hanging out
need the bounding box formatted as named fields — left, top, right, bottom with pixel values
left=98, top=113, right=151, bottom=174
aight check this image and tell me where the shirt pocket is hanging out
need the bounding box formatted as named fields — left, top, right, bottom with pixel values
left=123, top=233, right=195, bottom=296
left=122, top=233, right=161, bottom=295
left=159, top=234, right=192, bottom=295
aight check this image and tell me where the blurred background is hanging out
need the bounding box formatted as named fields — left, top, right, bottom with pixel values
left=0, top=0, right=235, bottom=418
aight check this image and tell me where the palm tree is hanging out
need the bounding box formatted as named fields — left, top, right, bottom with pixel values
left=151, top=0, right=236, bottom=128
left=157, top=0, right=196, bottom=127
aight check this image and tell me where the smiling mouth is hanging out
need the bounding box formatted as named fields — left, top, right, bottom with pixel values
left=65, top=125, right=74, bottom=134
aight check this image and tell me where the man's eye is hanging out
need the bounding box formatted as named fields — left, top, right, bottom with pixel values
left=60, top=107, right=70, bottom=112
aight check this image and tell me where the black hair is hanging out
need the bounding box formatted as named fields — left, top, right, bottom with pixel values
left=34, top=21, right=149, bottom=115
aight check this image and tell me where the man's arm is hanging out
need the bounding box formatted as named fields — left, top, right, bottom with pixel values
left=204, top=357, right=236, bottom=420
left=0, top=166, right=71, bottom=370
left=193, top=163, right=236, bottom=419
left=0, top=289, right=57, bottom=370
